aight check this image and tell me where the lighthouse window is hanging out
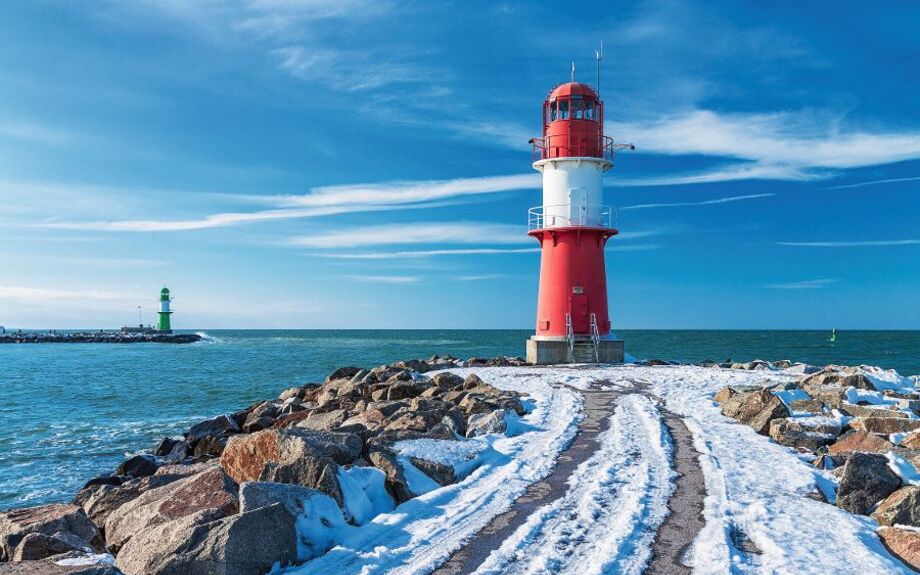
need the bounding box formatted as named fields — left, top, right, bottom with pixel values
left=550, top=101, right=558, bottom=121
left=585, top=100, right=595, bottom=120
left=559, top=100, right=569, bottom=120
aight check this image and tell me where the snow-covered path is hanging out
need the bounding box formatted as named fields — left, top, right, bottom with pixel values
left=284, top=364, right=915, bottom=575
left=473, top=393, right=675, bottom=575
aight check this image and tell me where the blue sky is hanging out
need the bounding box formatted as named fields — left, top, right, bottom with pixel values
left=1, top=0, right=918, bottom=329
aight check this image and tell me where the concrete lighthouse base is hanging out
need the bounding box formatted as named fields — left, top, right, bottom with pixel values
left=526, top=336, right=624, bottom=365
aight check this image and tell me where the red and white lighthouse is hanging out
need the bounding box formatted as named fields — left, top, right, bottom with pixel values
left=525, top=80, right=630, bottom=364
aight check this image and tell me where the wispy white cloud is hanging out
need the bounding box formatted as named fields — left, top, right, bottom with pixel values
left=455, top=274, right=507, bottom=281
left=0, top=285, right=134, bottom=304
left=314, top=247, right=541, bottom=259
left=290, top=222, right=527, bottom=249
left=37, top=174, right=539, bottom=232
left=826, top=176, right=920, bottom=190
left=620, top=193, right=775, bottom=210
left=608, top=110, right=920, bottom=184
left=777, top=239, right=920, bottom=247
left=341, top=274, right=421, bottom=284
left=765, top=278, right=840, bottom=289
left=272, top=174, right=539, bottom=208
left=608, top=243, right=661, bottom=252
left=0, top=121, right=75, bottom=146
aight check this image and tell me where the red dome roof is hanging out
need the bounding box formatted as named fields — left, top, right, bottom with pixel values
left=548, top=82, right=598, bottom=100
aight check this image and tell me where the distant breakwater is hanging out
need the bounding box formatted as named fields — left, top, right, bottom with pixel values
left=0, top=331, right=202, bottom=344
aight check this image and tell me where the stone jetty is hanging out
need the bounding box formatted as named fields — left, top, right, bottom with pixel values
left=0, top=332, right=201, bottom=344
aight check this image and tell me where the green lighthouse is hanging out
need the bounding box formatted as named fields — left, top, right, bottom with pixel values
left=157, top=286, right=173, bottom=333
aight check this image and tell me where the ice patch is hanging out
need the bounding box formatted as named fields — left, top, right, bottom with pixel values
left=845, top=387, right=898, bottom=406
left=393, top=437, right=498, bottom=480
left=55, top=553, right=115, bottom=567
left=294, top=491, right=353, bottom=561
left=337, top=466, right=395, bottom=526
left=887, top=451, right=920, bottom=486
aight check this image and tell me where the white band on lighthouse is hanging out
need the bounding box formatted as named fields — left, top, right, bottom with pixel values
left=532, top=157, right=611, bottom=229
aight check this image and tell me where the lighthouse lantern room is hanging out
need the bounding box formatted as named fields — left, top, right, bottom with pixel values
left=525, top=77, right=630, bottom=364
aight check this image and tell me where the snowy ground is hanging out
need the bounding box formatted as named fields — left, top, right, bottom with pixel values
left=282, top=364, right=916, bottom=575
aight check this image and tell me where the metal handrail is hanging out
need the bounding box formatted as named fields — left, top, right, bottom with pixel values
left=530, top=135, right=634, bottom=164
left=528, top=204, right=616, bottom=231
left=565, top=313, right=574, bottom=359
left=589, top=313, right=601, bottom=363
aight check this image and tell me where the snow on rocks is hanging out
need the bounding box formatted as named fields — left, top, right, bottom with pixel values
left=472, top=394, right=674, bottom=575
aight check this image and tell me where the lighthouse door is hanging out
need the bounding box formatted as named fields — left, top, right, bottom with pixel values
left=570, top=293, right=589, bottom=333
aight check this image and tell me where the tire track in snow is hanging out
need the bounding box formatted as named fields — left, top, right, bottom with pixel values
left=470, top=393, right=675, bottom=575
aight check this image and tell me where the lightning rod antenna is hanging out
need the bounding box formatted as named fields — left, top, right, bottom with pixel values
left=595, top=41, right=603, bottom=99
left=571, top=61, right=575, bottom=82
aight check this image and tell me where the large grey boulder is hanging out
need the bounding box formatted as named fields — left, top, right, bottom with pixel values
left=115, top=504, right=298, bottom=575
left=873, top=486, right=920, bottom=527
left=801, top=366, right=876, bottom=391
left=239, top=481, right=349, bottom=557
left=850, top=417, right=920, bottom=434
left=104, top=466, right=239, bottom=552
left=836, top=452, right=901, bottom=515
left=73, top=474, right=187, bottom=527
left=0, top=504, right=103, bottom=562
left=768, top=417, right=841, bottom=451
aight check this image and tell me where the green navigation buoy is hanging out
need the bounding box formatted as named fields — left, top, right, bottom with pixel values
left=829, top=328, right=837, bottom=343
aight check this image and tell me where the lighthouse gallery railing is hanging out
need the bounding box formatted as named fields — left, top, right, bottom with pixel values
left=528, top=205, right=616, bottom=231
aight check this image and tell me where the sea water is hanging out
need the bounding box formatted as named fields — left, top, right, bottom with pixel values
left=1, top=329, right=918, bottom=509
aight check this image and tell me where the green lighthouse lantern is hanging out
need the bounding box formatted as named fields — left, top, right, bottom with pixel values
left=157, top=286, right=173, bottom=333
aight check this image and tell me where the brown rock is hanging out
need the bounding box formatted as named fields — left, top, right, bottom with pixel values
left=104, top=466, right=239, bottom=552
left=878, top=527, right=920, bottom=571
left=836, top=452, right=901, bottom=515
left=115, top=504, right=299, bottom=575
left=326, top=366, right=363, bottom=382
left=850, top=417, right=920, bottom=435
left=295, top=409, right=349, bottom=432
left=0, top=504, right=103, bottom=562
left=431, top=372, right=464, bottom=390
left=838, top=403, right=908, bottom=419
left=278, top=386, right=306, bottom=401
left=722, top=390, right=790, bottom=435
left=459, top=394, right=501, bottom=417
left=11, top=532, right=89, bottom=561
left=901, top=432, right=920, bottom=450
left=801, top=366, right=876, bottom=391
left=219, top=428, right=361, bottom=507
left=827, top=431, right=896, bottom=455
left=790, top=399, right=826, bottom=414
left=768, top=417, right=840, bottom=451
left=73, top=473, right=187, bottom=527
left=713, top=386, right=736, bottom=405
left=873, top=486, right=920, bottom=527
left=272, top=411, right=312, bottom=429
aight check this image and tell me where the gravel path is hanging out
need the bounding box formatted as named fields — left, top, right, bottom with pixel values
left=645, top=402, right=707, bottom=575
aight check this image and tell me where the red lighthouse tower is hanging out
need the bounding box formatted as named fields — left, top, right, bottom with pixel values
left=525, top=79, right=631, bottom=364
